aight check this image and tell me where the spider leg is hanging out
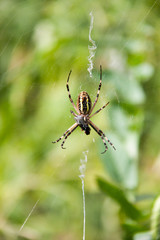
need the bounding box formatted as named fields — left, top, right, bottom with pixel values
left=66, top=70, right=79, bottom=114
left=90, top=65, right=102, bottom=114
left=88, top=120, right=116, bottom=154
left=91, top=126, right=108, bottom=153
left=70, top=110, right=77, bottom=117
left=89, top=102, right=110, bottom=118
left=52, top=123, right=78, bottom=144
left=61, top=123, right=78, bottom=149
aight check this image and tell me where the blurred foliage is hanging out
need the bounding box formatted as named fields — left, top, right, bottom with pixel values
left=97, top=177, right=143, bottom=221
left=0, top=0, right=160, bottom=239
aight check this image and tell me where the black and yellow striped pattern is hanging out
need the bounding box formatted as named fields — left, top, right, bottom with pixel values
left=77, top=91, right=92, bottom=115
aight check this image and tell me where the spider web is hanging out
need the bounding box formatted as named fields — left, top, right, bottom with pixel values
left=0, top=1, right=159, bottom=239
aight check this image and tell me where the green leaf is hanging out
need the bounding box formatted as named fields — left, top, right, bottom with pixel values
left=100, top=131, right=139, bottom=189
left=97, top=177, right=143, bottom=220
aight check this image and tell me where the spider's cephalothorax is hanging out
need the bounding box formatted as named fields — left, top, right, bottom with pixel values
left=74, top=114, right=91, bottom=135
left=52, top=65, right=116, bottom=154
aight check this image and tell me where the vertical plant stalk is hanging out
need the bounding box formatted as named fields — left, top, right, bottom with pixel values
left=79, top=151, right=88, bottom=240
left=151, top=196, right=160, bottom=240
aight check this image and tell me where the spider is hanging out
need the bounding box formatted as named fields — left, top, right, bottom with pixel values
left=52, top=65, right=116, bottom=154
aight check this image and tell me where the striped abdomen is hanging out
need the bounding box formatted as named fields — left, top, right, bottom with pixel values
left=77, top=91, right=92, bottom=114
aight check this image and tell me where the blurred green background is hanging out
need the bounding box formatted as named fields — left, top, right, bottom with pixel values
left=0, top=0, right=160, bottom=239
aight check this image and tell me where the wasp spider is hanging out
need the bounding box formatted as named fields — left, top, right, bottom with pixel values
left=52, top=65, right=116, bottom=154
